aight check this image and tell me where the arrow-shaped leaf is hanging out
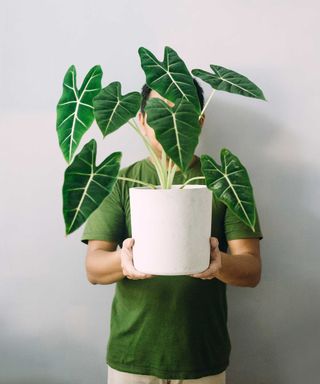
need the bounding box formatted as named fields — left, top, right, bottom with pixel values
left=63, top=139, right=121, bottom=235
left=192, top=65, right=266, bottom=100
left=200, top=149, right=257, bottom=231
left=138, top=46, right=201, bottom=114
left=145, top=97, right=201, bottom=173
left=93, top=81, right=141, bottom=137
left=56, top=65, right=102, bottom=163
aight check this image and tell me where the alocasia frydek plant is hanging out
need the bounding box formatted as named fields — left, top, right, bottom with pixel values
left=56, top=46, right=266, bottom=236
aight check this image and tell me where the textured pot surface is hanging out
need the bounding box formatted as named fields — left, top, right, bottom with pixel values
left=129, top=184, right=212, bottom=275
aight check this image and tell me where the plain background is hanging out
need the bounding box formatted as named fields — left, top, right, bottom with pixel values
left=1, top=1, right=319, bottom=383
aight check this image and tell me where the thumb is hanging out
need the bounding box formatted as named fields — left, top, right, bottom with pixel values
left=123, top=237, right=134, bottom=249
left=210, top=237, right=219, bottom=249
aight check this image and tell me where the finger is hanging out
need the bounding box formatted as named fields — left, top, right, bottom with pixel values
left=125, top=269, right=152, bottom=279
left=210, top=237, right=219, bottom=252
left=121, top=240, right=136, bottom=262
left=210, top=240, right=222, bottom=266
left=190, top=274, right=215, bottom=280
left=190, top=269, right=212, bottom=279
left=121, top=239, right=154, bottom=279
left=190, top=239, right=220, bottom=279
left=121, top=242, right=153, bottom=279
left=207, top=249, right=222, bottom=270
left=191, top=239, right=219, bottom=275
left=192, top=269, right=216, bottom=279
left=190, top=265, right=208, bottom=277
left=125, top=262, right=153, bottom=279
left=122, top=256, right=152, bottom=279
left=191, top=260, right=220, bottom=278
left=123, top=237, right=134, bottom=249
left=121, top=240, right=136, bottom=265
left=121, top=248, right=133, bottom=265
left=126, top=272, right=154, bottom=280
left=211, top=254, right=221, bottom=268
left=120, top=247, right=136, bottom=275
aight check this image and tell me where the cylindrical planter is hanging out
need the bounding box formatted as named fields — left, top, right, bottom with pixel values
left=129, top=184, right=212, bottom=275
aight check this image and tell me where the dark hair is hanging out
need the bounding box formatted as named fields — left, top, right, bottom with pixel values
left=140, top=77, right=204, bottom=116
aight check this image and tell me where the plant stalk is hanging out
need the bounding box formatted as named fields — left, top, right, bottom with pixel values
left=128, top=119, right=167, bottom=187
left=117, top=176, right=157, bottom=189
left=168, top=163, right=177, bottom=187
left=179, top=176, right=205, bottom=189
left=161, top=148, right=169, bottom=189
left=199, top=89, right=216, bottom=119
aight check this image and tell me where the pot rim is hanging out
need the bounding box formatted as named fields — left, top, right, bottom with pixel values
left=129, top=184, right=208, bottom=191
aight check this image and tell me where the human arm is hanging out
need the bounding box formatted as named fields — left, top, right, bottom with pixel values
left=85, top=238, right=154, bottom=285
left=217, top=238, right=261, bottom=287
left=81, top=175, right=153, bottom=284
left=85, top=239, right=123, bottom=285
left=190, top=237, right=261, bottom=287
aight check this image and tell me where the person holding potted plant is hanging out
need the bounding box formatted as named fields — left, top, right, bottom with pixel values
left=57, top=45, right=265, bottom=383
left=81, top=80, right=263, bottom=383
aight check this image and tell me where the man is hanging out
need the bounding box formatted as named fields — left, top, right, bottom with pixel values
left=81, top=79, right=263, bottom=384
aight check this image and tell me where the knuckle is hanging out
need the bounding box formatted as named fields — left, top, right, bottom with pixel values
left=127, top=274, right=134, bottom=279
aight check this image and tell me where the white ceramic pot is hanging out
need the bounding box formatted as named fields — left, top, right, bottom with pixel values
left=129, top=184, right=212, bottom=275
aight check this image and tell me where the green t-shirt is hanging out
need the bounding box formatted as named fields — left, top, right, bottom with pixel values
left=81, top=155, right=263, bottom=380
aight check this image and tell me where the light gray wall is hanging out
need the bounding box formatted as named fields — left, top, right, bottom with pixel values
left=1, top=1, right=319, bottom=383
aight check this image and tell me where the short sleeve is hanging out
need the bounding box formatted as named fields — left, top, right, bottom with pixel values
left=224, top=203, right=263, bottom=241
left=81, top=179, right=126, bottom=245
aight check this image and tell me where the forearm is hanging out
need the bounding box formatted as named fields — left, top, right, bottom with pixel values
left=86, top=248, right=125, bottom=285
left=215, top=251, right=261, bottom=287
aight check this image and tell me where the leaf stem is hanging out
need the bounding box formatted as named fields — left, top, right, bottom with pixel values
left=166, top=157, right=177, bottom=188
left=168, top=163, right=177, bottom=188
left=199, top=89, right=216, bottom=119
left=117, top=176, right=157, bottom=189
left=128, top=119, right=167, bottom=187
left=179, top=176, right=205, bottom=189
left=161, top=148, right=168, bottom=188
left=166, top=157, right=172, bottom=188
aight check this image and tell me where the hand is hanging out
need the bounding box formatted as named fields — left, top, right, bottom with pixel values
left=190, top=237, right=222, bottom=280
left=120, top=238, right=155, bottom=280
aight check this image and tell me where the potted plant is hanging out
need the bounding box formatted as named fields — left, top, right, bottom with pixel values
left=56, top=45, right=266, bottom=275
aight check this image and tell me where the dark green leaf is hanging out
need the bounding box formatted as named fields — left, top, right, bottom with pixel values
left=93, top=81, right=141, bottom=137
left=56, top=65, right=103, bottom=163
left=192, top=65, right=266, bottom=100
left=63, top=139, right=121, bottom=234
left=138, top=46, right=201, bottom=114
left=145, top=98, right=201, bottom=173
left=200, top=149, right=257, bottom=231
